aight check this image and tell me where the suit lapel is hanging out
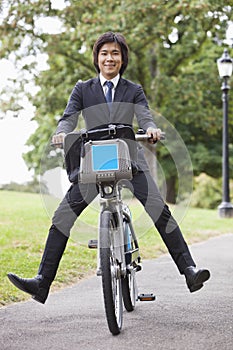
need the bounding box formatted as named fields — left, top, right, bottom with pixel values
left=89, top=77, right=128, bottom=123
left=91, top=78, right=106, bottom=104
left=111, top=78, right=127, bottom=121
left=90, top=78, right=110, bottom=120
left=113, top=78, right=127, bottom=103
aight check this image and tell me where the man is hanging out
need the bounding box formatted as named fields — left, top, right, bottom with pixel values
left=8, top=32, right=210, bottom=304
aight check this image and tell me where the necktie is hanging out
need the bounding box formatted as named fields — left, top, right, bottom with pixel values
left=105, top=81, right=114, bottom=107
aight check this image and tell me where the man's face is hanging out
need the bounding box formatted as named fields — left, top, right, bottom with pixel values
left=98, top=42, right=123, bottom=80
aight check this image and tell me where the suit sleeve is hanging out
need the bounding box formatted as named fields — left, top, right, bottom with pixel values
left=56, top=82, right=83, bottom=134
left=134, top=85, right=157, bottom=131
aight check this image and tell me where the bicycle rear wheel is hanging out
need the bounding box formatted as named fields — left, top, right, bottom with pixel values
left=122, top=221, right=138, bottom=311
left=99, top=210, right=123, bottom=335
left=122, top=271, right=137, bottom=311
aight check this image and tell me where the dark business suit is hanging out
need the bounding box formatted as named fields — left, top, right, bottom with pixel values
left=47, top=76, right=195, bottom=276
left=56, top=77, right=156, bottom=133
left=57, top=77, right=155, bottom=172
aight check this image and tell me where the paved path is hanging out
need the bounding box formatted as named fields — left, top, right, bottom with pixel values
left=0, top=234, right=233, bottom=350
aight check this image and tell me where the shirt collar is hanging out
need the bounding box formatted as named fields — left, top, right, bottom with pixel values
left=99, top=73, right=120, bottom=89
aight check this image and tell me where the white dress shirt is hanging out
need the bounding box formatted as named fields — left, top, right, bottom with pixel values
left=99, top=73, right=120, bottom=101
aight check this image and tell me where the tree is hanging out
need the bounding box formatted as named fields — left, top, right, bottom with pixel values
left=1, top=0, right=233, bottom=202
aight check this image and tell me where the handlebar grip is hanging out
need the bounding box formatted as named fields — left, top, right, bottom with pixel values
left=160, top=131, right=166, bottom=140
left=135, top=131, right=166, bottom=142
left=50, top=142, right=64, bottom=148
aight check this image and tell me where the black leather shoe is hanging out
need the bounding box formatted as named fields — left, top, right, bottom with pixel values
left=184, top=266, right=210, bottom=293
left=7, top=273, right=50, bottom=304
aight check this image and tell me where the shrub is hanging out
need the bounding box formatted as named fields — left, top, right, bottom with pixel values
left=191, top=173, right=222, bottom=209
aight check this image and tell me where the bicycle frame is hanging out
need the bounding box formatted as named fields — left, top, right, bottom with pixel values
left=97, top=182, right=129, bottom=278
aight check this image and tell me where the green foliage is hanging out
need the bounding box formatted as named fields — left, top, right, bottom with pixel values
left=1, top=0, right=233, bottom=196
left=191, top=173, right=233, bottom=209
left=0, top=179, right=43, bottom=193
left=191, top=173, right=222, bottom=208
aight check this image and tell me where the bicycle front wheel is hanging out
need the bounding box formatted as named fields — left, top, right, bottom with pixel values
left=99, top=210, right=123, bottom=335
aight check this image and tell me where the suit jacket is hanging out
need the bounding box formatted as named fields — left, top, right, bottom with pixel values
left=56, top=76, right=157, bottom=171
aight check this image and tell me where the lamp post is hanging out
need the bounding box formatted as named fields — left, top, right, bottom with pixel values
left=217, top=49, right=233, bottom=218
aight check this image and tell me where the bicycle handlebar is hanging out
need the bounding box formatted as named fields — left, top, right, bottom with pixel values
left=51, top=129, right=165, bottom=147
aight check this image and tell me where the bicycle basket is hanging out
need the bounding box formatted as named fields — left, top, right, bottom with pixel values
left=79, top=139, right=133, bottom=184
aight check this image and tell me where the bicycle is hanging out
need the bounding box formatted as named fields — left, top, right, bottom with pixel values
left=64, top=124, right=162, bottom=335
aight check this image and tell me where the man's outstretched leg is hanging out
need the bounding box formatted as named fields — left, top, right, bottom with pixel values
left=8, top=225, right=68, bottom=304
left=7, top=182, right=98, bottom=303
left=130, top=170, right=210, bottom=292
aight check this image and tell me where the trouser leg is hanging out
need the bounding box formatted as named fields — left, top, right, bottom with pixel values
left=37, top=225, right=68, bottom=283
left=52, top=182, right=98, bottom=236
left=39, top=182, right=98, bottom=282
left=130, top=171, right=195, bottom=274
left=7, top=182, right=98, bottom=303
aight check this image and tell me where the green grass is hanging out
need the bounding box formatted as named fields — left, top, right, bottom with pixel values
left=0, top=190, right=232, bottom=306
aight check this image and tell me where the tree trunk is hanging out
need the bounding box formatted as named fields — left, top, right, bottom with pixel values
left=165, top=175, right=177, bottom=204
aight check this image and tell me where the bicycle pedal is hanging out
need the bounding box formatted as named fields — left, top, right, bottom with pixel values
left=96, top=268, right=102, bottom=276
left=135, top=264, right=142, bottom=272
left=138, top=293, right=156, bottom=301
left=88, top=239, right=98, bottom=249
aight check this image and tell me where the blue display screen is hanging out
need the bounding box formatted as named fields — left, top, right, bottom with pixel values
left=92, top=144, right=119, bottom=171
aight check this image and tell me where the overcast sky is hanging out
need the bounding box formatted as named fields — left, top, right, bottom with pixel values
left=0, top=0, right=65, bottom=185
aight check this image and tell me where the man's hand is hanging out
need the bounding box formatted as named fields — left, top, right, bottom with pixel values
left=52, top=133, right=66, bottom=147
left=146, top=127, right=162, bottom=143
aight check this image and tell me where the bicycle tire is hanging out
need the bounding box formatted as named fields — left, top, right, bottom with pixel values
left=122, top=222, right=137, bottom=311
left=99, top=210, right=123, bottom=335
left=122, top=272, right=137, bottom=311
